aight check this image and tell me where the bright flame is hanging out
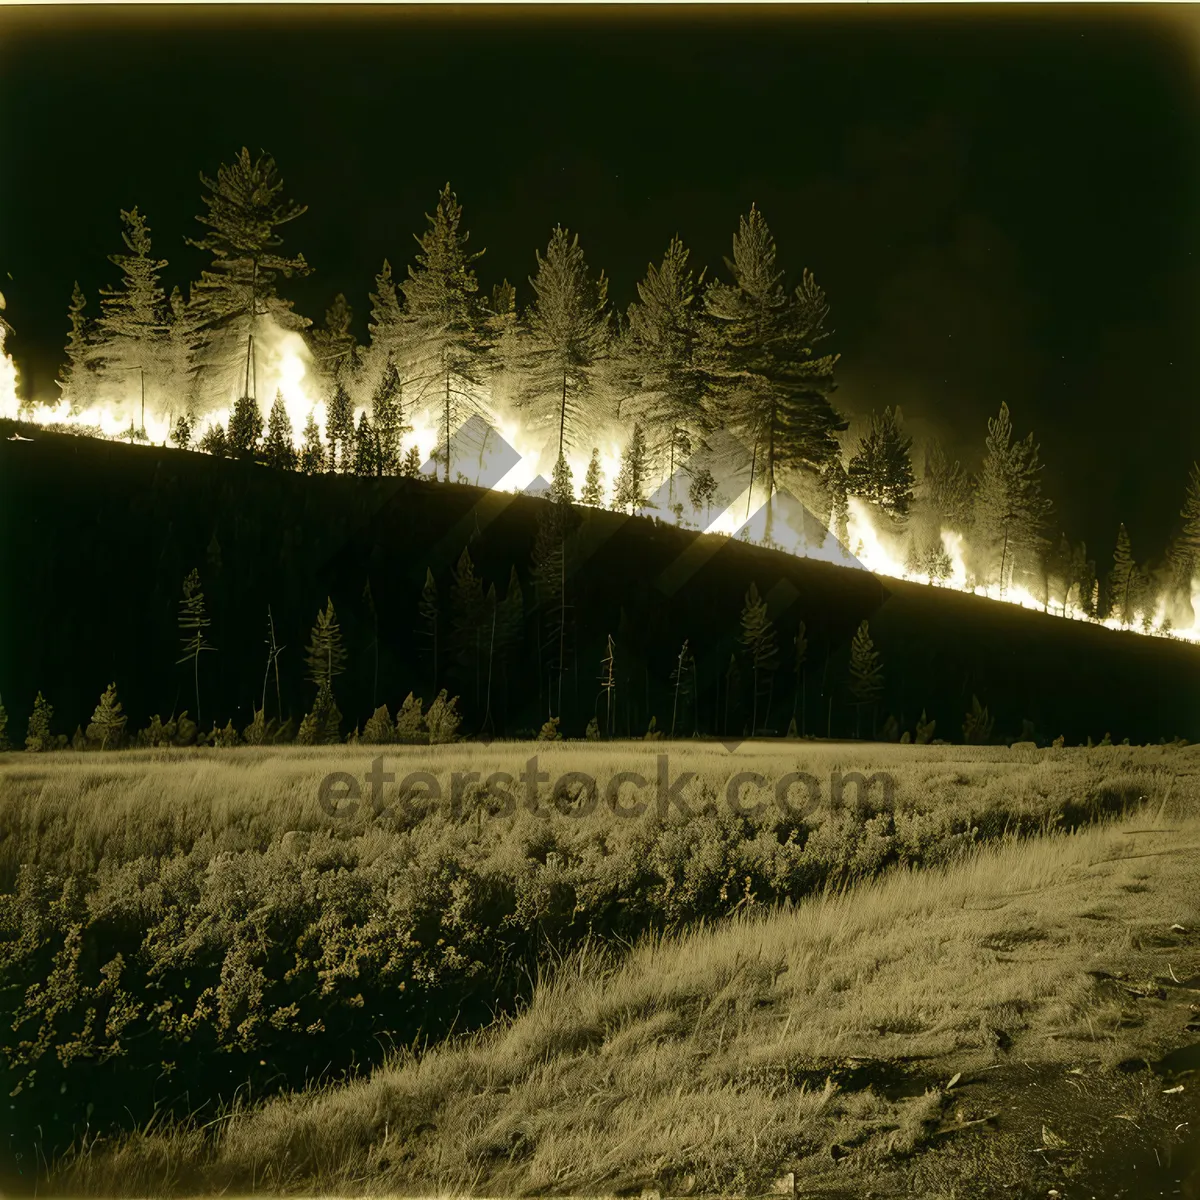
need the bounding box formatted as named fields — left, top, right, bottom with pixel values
left=0, top=292, right=19, bottom=421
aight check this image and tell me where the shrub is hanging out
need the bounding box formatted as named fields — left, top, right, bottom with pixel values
left=362, top=705, right=395, bottom=745
left=425, top=691, right=462, bottom=744
left=395, top=693, right=425, bottom=743
left=962, top=696, right=994, bottom=745
left=915, top=710, right=936, bottom=745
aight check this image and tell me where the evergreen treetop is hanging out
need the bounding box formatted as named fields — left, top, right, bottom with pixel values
left=265, top=390, right=297, bottom=470
left=521, top=224, right=612, bottom=457
left=847, top=407, right=915, bottom=517
left=848, top=619, right=884, bottom=704
left=305, top=598, right=347, bottom=689
left=86, top=682, right=127, bottom=749
left=700, top=205, right=844, bottom=500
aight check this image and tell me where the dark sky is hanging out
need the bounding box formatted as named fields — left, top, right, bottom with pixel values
left=1, top=4, right=1197, bottom=565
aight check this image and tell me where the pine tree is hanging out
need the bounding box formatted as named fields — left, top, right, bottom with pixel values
left=177, top=568, right=214, bottom=726
left=687, top=466, right=719, bottom=524
left=495, top=565, right=524, bottom=728
left=530, top=501, right=576, bottom=720
left=57, top=281, right=100, bottom=410
left=792, top=619, right=808, bottom=735
left=700, top=205, right=843, bottom=536
left=228, top=392, right=264, bottom=457
left=450, top=546, right=487, bottom=711
left=93, top=207, right=170, bottom=424
left=24, top=692, right=53, bottom=752
left=264, top=390, right=297, bottom=470
left=972, top=403, right=1052, bottom=593
left=739, top=582, right=779, bottom=735
left=581, top=448, right=604, bottom=506
left=724, top=652, right=742, bottom=738
left=614, top=422, right=650, bottom=513
left=479, top=278, right=522, bottom=409
left=299, top=411, right=325, bottom=474
left=1107, top=523, right=1139, bottom=624
left=848, top=619, right=883, bottom=738
left=326, top=381, right=355, bottom=471
left=305, top=598, right=347, bottom=690
left=185, top=148, right=311, bottom=411
left=309, top=293, right=359, bottom=390
left=302, top=679, right=342, bottom=745
left=353, top=411, right=377, bottom=476
left=164, top=284, right=198, bottom=411
left=401, top=184, right=487, bottom=482
left=86, top=682, right=127, bottom=749
left=198, top=422, right=228, bottom=457
left=520, top=224, right=611, bottom=460
left=624, top=237, right=711, bottom=506
left=1077, top=551, right=1098, bottom=618
left=550, top=453, right=575, bottom=505
left=402, top=445, right=423, bottom=478
left=372, top=352, right=408, bottom=475
left=847, top=407, right=915, bottom=517
left=478, top=581, right=500, bottom=734
left=419, top=567, right=440, bottom=692
left=367, top=258, right=406, bottom=380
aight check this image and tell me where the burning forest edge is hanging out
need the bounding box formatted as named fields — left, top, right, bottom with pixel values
left=3, top=149, right=1200, bottom=652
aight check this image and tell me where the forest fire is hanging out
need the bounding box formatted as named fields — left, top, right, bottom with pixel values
left=7, top=350, right=1200, bottom=646
left=4, top=152, right=1198, bottom=650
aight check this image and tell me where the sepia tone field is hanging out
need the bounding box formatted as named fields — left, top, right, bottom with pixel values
left=2, top=741, right=1199, bottom=1197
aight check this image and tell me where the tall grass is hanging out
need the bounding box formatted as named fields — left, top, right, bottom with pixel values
left=0, top=742, right=1193, bottom=1186
left=50, top=799, right=1200, bottom=1197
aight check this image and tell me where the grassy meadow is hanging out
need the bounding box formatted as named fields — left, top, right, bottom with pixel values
left=2, top=740, right=1199, bottom=1196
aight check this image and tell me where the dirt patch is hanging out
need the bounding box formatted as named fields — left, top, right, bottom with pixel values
left=740, top=1056, right=941, bottom=1101
left=881, top=1054, right=1199, bottom=1200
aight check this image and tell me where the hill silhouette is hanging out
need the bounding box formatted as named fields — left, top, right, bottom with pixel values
left=2, top=419, right=1197, bottom=745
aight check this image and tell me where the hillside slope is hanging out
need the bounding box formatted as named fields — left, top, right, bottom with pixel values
left=2, top=421, right=1197, bottom=743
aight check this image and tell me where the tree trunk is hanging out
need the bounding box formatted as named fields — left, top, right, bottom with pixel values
left=746, top=438, right=759, bottom=522
left=444, top=369, right=452, bottom=482
left=765, top=406, right=776, bottom=544
left=559, top=368, right=568, bottom=460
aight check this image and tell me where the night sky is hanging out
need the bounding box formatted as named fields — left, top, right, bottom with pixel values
left=1, top=4, right=1197, bottom=566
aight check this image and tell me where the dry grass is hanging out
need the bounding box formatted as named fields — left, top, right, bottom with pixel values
left=1, top=740, right=1189, bottom=881
left=42, top=746, right=1200, bottom=1198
